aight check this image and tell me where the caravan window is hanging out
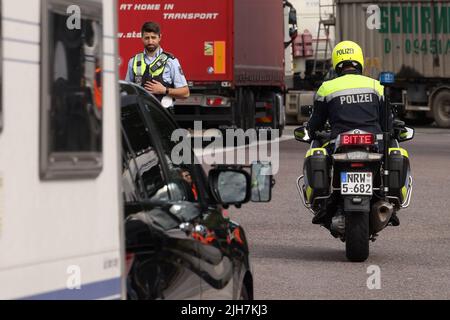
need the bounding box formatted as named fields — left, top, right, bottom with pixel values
left=40, top=0, right=103, bottom=180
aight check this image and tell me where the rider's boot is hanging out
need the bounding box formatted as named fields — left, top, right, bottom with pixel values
left=312, top=210, right=328, bottom=224
left=388, top=212, right=400, bottom=226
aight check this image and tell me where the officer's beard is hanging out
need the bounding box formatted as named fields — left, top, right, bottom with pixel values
left=146, top=45, right=158, bottom=55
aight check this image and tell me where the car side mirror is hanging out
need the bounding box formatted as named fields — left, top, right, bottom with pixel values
left=398, top=126, right=414, bottom=142
left=251, top=161, right=274, bottom=202
left=294, top=126, right=311, bottom=143
left=300, top=105, right=313, bottom=117
left=208, top=168, right=251, bottom=207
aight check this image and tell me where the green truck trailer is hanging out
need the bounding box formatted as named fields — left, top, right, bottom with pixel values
left=336, top=0, right=450, bottom=127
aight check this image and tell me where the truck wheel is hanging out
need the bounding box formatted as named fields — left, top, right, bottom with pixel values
left=345, top=212, right=369, bottom=262
left=432, top=90, right=450, bottom=128
left=267, top=92, right=283, bottom=138
left=273, top=95, right=284, bottom=138
left=244, top=89, right=255, bottom=131
left=234, top=88, right=246, bottom=130
left=404, top=111, right=434, bottom=126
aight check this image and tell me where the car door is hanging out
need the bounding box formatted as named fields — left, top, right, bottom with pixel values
left=142, top=98, right=245, bottom=300
left=194, top=191, right=247, bottom=300
left=121, top=94, right=202, bottom=300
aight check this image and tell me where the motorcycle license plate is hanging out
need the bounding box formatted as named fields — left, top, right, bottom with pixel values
left=340, top=172, right=373, bottom=195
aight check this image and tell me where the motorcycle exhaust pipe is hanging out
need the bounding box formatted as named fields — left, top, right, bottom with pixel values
left=370, top=201, right=394, bottom=233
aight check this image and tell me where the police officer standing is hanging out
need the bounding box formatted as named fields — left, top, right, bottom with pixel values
left=125, top=21, right=190, bottom=102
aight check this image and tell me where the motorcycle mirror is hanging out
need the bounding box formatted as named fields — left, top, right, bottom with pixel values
left=294, top=126, right=311, bottom=143
left=398, top=126, right=414, bottom=142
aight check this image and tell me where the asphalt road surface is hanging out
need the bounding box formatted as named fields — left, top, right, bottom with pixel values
left=227, top=126, right=450, bottom=299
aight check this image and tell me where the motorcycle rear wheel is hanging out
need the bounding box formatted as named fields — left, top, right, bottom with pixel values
left=345, top=212, right=369, bottom=262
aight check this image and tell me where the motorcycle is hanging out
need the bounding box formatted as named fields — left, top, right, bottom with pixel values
left=294, top=112, right=414, bottom=262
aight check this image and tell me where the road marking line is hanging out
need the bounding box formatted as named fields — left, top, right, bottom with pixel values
left=193, top=135, right=294, bottom=156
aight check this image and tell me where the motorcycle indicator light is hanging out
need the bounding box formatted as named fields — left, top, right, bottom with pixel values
left=340, top=134, right=374, bottom=146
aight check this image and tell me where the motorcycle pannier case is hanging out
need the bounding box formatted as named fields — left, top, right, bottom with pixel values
left=303, top=148, right=331, bottom=202
left=388, top=148, right=411, bottom=203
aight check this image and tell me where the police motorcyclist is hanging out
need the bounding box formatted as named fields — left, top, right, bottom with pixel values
left=125, top=21, right=190, bottom=102
left=308, top=40, right=392, bottom=151
left=307, top=40, right=398, bottom=225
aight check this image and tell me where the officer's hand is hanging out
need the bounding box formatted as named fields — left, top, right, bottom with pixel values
left=144, top=80, right=166, bottom=95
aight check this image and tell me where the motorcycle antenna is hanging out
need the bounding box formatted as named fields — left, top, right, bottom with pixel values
left=379, top=72, right=395, bottom=197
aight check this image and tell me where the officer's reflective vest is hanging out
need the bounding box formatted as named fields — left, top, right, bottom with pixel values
left=310, top=73, right=386, bottom=139
left=132, top=52, right=174, bottom=90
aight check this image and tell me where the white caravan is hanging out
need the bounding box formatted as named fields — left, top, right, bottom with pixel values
left=0, top=0, right=124, bottom=299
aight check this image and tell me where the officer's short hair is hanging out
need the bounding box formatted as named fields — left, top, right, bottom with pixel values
left=141, top=22, right=161, bottom=36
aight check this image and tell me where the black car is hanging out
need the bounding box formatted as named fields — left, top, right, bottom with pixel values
left=119, top=81, right=273, bottom=299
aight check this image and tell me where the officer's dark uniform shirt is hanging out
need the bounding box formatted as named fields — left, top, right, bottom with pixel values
left=308, top=70, right=391, bottom=140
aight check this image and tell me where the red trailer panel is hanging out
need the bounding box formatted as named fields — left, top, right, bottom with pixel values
left=118, top=0, right=287, bottom=131
left=234, top=0, right=285, bottom=87
left=118, top=0, right=233, bottom=82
